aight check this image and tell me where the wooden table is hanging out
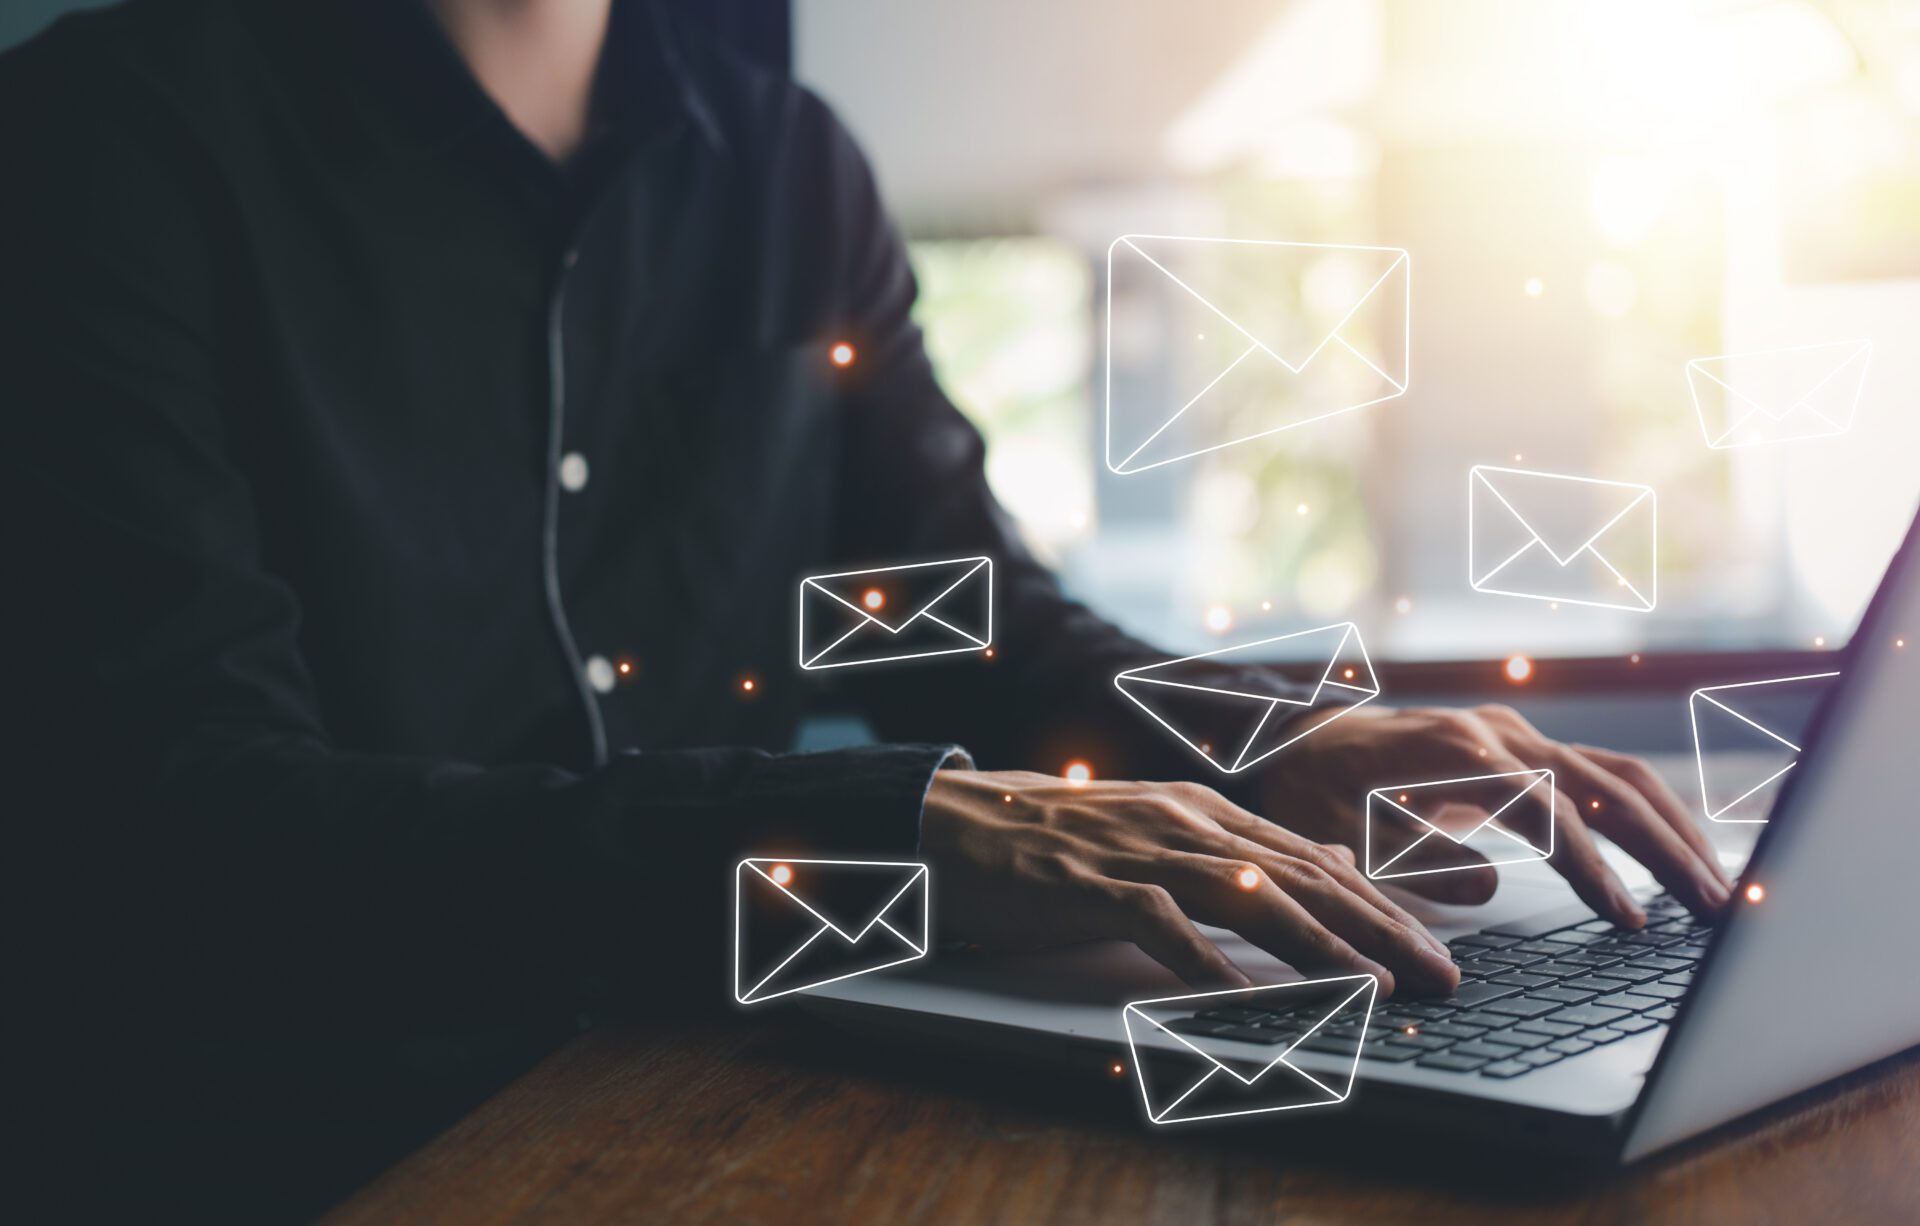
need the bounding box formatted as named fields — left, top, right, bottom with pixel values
left=323, top=1015, right=1920, bottom=1225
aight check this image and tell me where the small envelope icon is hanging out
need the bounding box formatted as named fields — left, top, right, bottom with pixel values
left=1112, top=623, right=1380, bottom=774
left=1468, top=466, right=1657, bottom=613
left=1365, top=769, right=1556, bottom=882
left=1686, top=339, right=1871, bottom=450
left=734, top=858, right=930, bottom=1004
left=1105, top=235, right=1409, bottom=474
left=1689, top=672, right=1840, bottom=824
left=798, top=557, right=992, bottom=671
left=1123, top=975, right=1378, bottom=1125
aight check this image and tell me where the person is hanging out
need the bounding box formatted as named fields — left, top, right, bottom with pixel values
left=0, top=0, right=1731, bottom=1216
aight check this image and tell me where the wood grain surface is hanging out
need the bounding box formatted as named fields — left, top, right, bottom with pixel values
left=322, top=1017, right=1920, bottom=1225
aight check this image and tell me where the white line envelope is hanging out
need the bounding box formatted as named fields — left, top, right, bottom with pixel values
left=1364, top=769, right=1556, bottom=882
left=1112, top=623, right=1380, bottom=774
left=1104, top=235, right=1409, bottom=475
left=798, top=557, right=992, bottom=671
left=1685, top=340, right=1871, bottom=450
left=733, top=858, right=930, bottom=1005
left=1468, top=465, right=1657, bottom=612
left=1123, top=975, right=1378, bottom=1125
left=1689, top=672, right=1840, bottom=824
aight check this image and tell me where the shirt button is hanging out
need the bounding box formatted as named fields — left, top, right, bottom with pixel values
left=558, top=452, right=590, bottom=492
left=584, top=655, right=616, bottom=694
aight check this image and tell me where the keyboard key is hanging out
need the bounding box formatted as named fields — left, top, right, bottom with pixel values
left=1548, top=1004, right=1629, bottom=1027
left=1417, top=1052, right=1492, bottom=1072
left=1478, top=996, right=1563, bottom=1020
left=1661, top=971, right=1694, bottom=987
left=1594, top=992, right=1664, bottom=1013
left=1196, top=1006, right=1268, bottom=1024
left=1514, top=1018, right=1583, bottom=1038
left=1484, top=1028, right=1554, bottom=1050
left=1419, top=1021, right=1494, bottom=1040
left=1647, top=1004, right=1679, bottom=1022
left=1563, top=975, right=1636, bottom=994
left=1612, top=1016, right=1661, bottom=1034
left=1490, top=971, right=1555, bottom=989
left=1453, top=958, right=1504, bottom=979
left=1582, top=1027, right=1627, bottom=1045
left=1215, top=1024, right=1291, bottom=1044
left=1449, top=1040, right=1523, bottom=1060
left=1596, top=964, right=1667, bottom=985
left=1623, top=932, right=1683, bottom=948
left=1574, top=919, right=1616, bottom=934
left=1294, top=1035, right=1362, bottom=1055
left=1631, top=981, right=1689, bottom=1000
left=1397, top=1004, right=1458, bottom=1020
left=1488, top=903, right=1601, bottom=939
left=1167, top=1017, right=1234, bottom=1037
left=1514, top=940, right=1570, bottom=956
left=1441, top=982, right=1523, bottom=1009
left=1481, top=950, right=1549, bottom=967
left=1480, top=1060, right=1534, bottom=1079
left=1539, top=929, right=1606, bottom=947
left=1518, top=1049, right=1565, bottom=1067
left=1548, top=1037, right=1595, bottom=1055
left=1359, top=1044, right=1422, bottom=1062
left=1526, top=986, right=1599, bottom=1006
left=1560, top=952, right=1626, bottom=969
left=1384, top=1032, right=1453, bottom=1051
left=1528, top=961, right=1591, bottom=979
left=1452, top=933, right=1524, bottom=950
left=1631, top=954, right=1692, bottom=973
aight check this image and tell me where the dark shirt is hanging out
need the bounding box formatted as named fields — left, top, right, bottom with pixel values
left=0, top=0, right=1305, bottom=1216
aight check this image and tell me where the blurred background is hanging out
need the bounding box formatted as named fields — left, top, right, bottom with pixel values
left=802, top=0, right=1920, bottom=662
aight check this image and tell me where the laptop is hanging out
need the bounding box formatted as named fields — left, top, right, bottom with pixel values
left=799, top=507, right=1920, bottom=1163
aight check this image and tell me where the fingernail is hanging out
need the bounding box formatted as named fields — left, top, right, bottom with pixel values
left=1698, top=871, right=1731, bottom=910
left=1359, top=959, right=1394, bottom=994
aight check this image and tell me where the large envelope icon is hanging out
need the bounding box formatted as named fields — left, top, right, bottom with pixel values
left=1468, top=465, right=1658, bottom=613
left=1685, top=339, right=1871, bottom=450
left=734, top=858, right=930, bottom=1004
left=1365, top=769, right=1556, bottom=882
left=1104, top=235, right=1409, bottom=474
left=1689, top=672, right=1840, bottom=824
left=1112, top=623, right=1380, bottom=774
left=1123, top=975, right=1378, bottom=1125
left=798, top=557, right=992, bottom=671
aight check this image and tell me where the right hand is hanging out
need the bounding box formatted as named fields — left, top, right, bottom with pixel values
left=919, top=769, right=1460, bottom=996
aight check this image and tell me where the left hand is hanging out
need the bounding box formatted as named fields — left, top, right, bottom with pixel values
left=1256, top=704, right=1734, bottom=927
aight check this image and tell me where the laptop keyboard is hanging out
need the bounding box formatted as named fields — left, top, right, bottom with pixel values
left=1166, top=892, right=1709, bottom=1079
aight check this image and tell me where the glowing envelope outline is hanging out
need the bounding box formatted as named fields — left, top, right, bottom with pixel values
left=1364, top=768, right=1556, bottom=882
left=1122, top=975, right=1378, bottom=1125
left=1688, top=672, right=1840, bottom=824
left=1468, top=465, right=1658, bottom=613
left=797, top=556, right=993, bottom=671
left=1685, top=339, right=1871, bottom=450
left=733, top=858, right=930, bottom=1005
left=1104, top=235, right=1410, bottom=475
left=1112, top=623, right=1381, bottom=774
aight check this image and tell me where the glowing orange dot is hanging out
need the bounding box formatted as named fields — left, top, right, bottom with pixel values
left=1343, top=668, right=1355, bottom=679
left=1504, top=655, right=1534, bottom=684
left=1064, top=760, right=1093, bottom=785
left=984, top=648, right=995, bottom=658
left=1109, top=1060, right=1126, bottom=1078
left=862, top=588, right=885, bottom=611
left=770, top=863, right=794, bottom=886
left=1204, top=606, right=1232, bottom=633
left=1896, top=639, right=1906, bottom=648
left=1814, top=636, right=1826, bottom=648
left=1590, top=799, right=1602, bottom=811
left=1745, top=883, right=1765, bottom=904
left=1235, top=867, right=1260, bottom=891
left=1630, top=653, right=1642, bottom=664
left=617, top=660, right=632, bottom=675
left=1399, top=793, right=1410, bottom=803
left=741, top=678, right=756, bottom=692
left=1002, top=794, right=1013, bottom=803
left=830, top=342, right=856, bottom=367
left=1403, top=1025, right=1419, bottom=1036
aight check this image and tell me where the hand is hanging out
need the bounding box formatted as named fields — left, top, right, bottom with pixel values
left=1258, top=704, right=1735, bottom=926
left=919, top=769, right=1461, bottom=996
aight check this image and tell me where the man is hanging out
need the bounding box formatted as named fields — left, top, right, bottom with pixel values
left=0, top=0, right=1729, bottom=1216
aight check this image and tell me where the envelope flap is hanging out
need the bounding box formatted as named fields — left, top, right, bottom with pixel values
left=1116, top=235, right=1406, bottom=371
left=745, top=860, right=925, bottom=941
left=1688, top=340, right=1871, bottom=419
left=1473, top=467, right=1652, bottom=565
left=1372, top=769, right=1554, bottom=844
left=803, top=558, right=989, bottom=635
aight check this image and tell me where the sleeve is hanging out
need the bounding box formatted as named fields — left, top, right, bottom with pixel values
left=792, top=95, right=1318, bottom=784
left=0, top=46, right=960, bottom=1029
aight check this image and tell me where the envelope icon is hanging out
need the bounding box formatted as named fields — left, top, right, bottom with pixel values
left=1365, top=769, right=1556, bottom=882
left=733, top=858, right=930, bottom=1004
left=1468, top=466, right=1657, bottom=612
left=1122, top=975, right=1378, bottom=1125
left=1689, top=672, right=1840, bottom=824
left=1112, top=623, right=1380, bottom=774
left=1104, top=235, right=1409, bottom=474
left=1685, top=339, right=1871, bottom=450
left=798, top=557, right=992, bottom=671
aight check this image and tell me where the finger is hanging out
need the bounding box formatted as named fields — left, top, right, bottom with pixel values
left=1343, top=802, right=1501, bottom=907
left=1546, top=745, right=1730, bottom=918
left=1466, top=744, right=1647, bottom=928
left=1112, top=853, right=1398, bottom=995
left=1245, top=851, right=1461, bottom=996
left=1217, top=825, right=1461, bottom=960
left=1575, top=744, right=1733, bottom=891
left=1102, top=881, right=1252, bottom=989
